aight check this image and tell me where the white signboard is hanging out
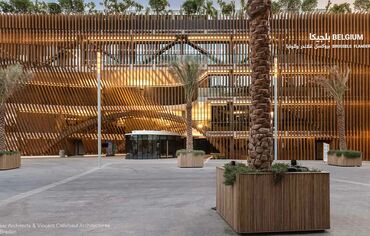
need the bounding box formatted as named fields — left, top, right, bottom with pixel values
left=323, top=143, right=330, bottom=163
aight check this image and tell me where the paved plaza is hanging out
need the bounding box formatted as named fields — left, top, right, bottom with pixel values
left=0, top=158, right=369, bottom=236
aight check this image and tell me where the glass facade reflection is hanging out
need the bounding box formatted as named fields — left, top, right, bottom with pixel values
left=126, top=131, right=185, bottom=159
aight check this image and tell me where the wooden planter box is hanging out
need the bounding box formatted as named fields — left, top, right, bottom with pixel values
left=0, top=153, right=21, bottom=170
left=328, top=153, right=362, bottom=167
left=216, top=167, right=330, bottom=234
left=177, top=153, right=204, bottom=168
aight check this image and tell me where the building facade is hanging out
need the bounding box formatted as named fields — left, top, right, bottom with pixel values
left=0, top=13, right=369, bottom=160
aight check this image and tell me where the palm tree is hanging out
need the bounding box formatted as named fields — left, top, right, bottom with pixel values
left=169, top=58, right=206, bottom=151
left=247, top=0, right=273, bottom=170
left=0, top=64, right=32, bottom=151
left=204, top=0, right=217, bottom=18
left=313, top=66, right=349, bottom=150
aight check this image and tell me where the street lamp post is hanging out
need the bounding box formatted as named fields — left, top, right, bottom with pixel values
left=97, top=51, right=102, bottom=168
left=273, top=57, right=278, bottom=161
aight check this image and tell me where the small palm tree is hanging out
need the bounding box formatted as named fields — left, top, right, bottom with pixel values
left=169, top=58, right=206, bottom=151
left=0, top=64, right=32, bottom=150
left=313, top=66, right=349, bottom=150
left=248, top=0, right=273, bottom=170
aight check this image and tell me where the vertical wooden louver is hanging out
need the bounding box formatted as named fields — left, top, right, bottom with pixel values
left=0, top=13, right=369, bottom=160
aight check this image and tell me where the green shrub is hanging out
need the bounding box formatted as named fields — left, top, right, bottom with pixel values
left=176, top=149, right=205, bottom=157
left=328, top=150, right=362, bottom=158
left=223, top=161, right=321, bottom=186
left=271, top=163, right=289, bottom=184
left=0, top=150, right=19, bottom=156
left=223, top=162, right=256, bottom=185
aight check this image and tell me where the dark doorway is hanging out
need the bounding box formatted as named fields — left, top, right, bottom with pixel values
left=75, top=140, right=85, bottom=156
left=315, top=140, right=330, bottom=160
left=193, top=138, right=219, bottom=154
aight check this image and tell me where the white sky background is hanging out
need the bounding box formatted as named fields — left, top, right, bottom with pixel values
left=87, top=0, right=356, bottom=10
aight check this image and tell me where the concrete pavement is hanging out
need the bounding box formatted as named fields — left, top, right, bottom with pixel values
left=0, top=158, right=370, bottom=236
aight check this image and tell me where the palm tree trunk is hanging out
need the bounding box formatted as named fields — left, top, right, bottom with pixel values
left=248, top=0, right=273, bottom=170
left=186, top=103, right=193, bottom=151
left=0, top=105, right=6, bottom=150
left=337, top=101, right=347, bottom=150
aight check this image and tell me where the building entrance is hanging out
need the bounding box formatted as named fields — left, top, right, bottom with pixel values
left=125, top=131, right=185, bottom=159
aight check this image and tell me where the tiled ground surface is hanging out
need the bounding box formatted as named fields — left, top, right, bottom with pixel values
left=0, top=158, right=369, bottom=236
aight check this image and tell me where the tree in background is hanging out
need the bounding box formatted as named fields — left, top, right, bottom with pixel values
left=204, top=0, right=217, bottom=18
left=217, top=0, right=235, bottom=16
left=271, top=0, right=317, bottom=13
left=0, top=0, right=32, bottom=13
left=313, top=67, right=350, bottom=150
left=32, top=0, right=48, bottom=13
left=101, top=0, right=116, bottom=13
left=240, top=0, right=249, bottom=14
left=301, top=0, right=317, bottom=12
left=354, top=0, right=370, bottom=12
left=149, top=0, right=169, bottom=14
left=101, top=0, right=143, bottom=14
left=247, top=0, right=273, bottom=170
left=279, top=0, right=301, bottom=12
left=0, top=0, right=65, bottom=14
left=85, top=1, right=96, bottom=13
left=58, top=0, right=84, bottom=13
left=47, top=2, right=62, bottom=14
left=328, top=3, right=352, bottom=13
left=182, top=0, right=204, bottom=15
left=0, top=64, right=32, bottom=151
left=271, top=1, right=281, bottom=13
left=0, top=1, right=14, bottom=12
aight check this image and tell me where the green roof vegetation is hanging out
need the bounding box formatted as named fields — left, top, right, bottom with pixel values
left=328, top=150, right=362, bottom=158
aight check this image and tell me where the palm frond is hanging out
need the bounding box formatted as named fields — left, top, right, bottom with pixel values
left=312, top=66, right=350, bottom=102
left=169, top=57, right=206, bottom=104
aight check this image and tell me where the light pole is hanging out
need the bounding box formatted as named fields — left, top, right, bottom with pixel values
left=273, top=57, right=278, bottom=161
left=97, top=51, right=102, bottom=168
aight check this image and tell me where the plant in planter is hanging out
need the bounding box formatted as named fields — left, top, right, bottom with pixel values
left=176, top=149, right=205, bottom=168
left=216, top=0, right=330, bottom=233
left=313, top=66, right=362, bottom=166
left=327, top=149, right=362, bottom=167
left=217, top=161, right=329, bottom=233
left=0, top=64, right=32, bottom=170
left=169, top=57, right=206, bottom=168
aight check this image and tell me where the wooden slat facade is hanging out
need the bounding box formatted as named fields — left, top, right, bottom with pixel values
left=0, top=13, right=369, bottom=160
